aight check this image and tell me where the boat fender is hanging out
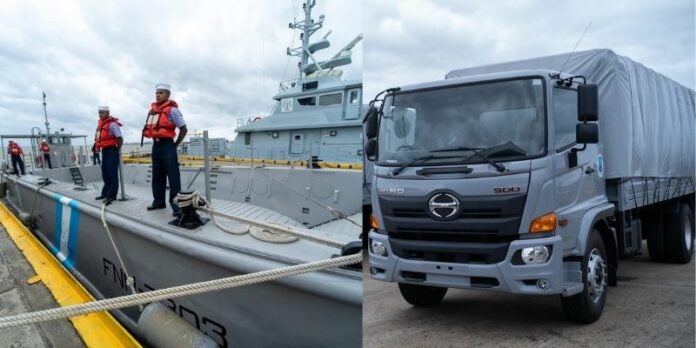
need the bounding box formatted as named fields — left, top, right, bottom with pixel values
left=18, top=211, right=35, bottom=227
left=137, top=302, right=218, bottom=348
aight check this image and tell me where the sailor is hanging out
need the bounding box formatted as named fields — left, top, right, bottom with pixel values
left=142, top=83, right=187, bottom=216
left=91, top=143, right=101, bottom=165
left=94, top=106, right=123, bottom=205
left=40, top=140, right=52, bottom=169
left=7, top=140, right=25, bottom=175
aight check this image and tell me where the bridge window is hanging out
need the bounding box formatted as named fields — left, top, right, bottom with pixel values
left=319, top=93, right=342, bottom=106
left=298, top=96, right=316, bottom=106
left=349, top=89, right=360, bottom=104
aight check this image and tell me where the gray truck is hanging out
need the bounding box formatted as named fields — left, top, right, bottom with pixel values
left=363, top=49, right=695, bottom=323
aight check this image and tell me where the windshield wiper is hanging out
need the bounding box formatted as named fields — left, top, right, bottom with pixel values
left=391, top=154, right=436, bottom=176
left=431, top=146, right=506, bottom=173
left=429, top=146, right=484, bottom=152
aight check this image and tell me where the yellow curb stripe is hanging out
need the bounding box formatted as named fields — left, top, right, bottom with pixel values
left=0, top=201, right=141, bottom=348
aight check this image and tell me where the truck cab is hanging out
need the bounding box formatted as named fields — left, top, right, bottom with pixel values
left=364, top=70, right=617, bottom=323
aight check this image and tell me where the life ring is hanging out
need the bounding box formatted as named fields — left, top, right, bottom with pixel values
left=252, top=116, right=262, bottom=122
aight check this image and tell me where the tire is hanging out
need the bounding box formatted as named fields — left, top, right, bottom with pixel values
left=561, top=228, right=608, bottom=323
left=664, top=203, right=694, bottom=264
left=646, top=211, right=667, bottom=262
left=398, top=283, right=447, bottom=307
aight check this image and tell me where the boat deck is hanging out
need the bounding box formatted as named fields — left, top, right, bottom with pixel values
left=16, top=174, right=360, bottom=264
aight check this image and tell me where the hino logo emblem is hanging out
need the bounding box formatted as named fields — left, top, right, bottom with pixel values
left=428, top=193, right=460, bottom=219
left=378, top=187, right=405, bottom=195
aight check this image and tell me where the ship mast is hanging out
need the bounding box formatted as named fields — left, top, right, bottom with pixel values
left=287, top=0, right=324, bottom=80
left=42, top=91, right=50, bottom=137
left=284, top=0, right=361, bottom=84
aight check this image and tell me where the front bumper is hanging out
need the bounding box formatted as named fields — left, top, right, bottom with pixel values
left=368, top=231, right=564, bottom=295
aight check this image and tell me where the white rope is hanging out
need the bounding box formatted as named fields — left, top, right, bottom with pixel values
left=176, top=191, right=346, bottom=248
left=173, top=191, right=249, bottom=235
left=211, top=211, right=250, bottom=235
left=199, top=205, right=345, bottom=248
left=100, top=203, right=142, bottom=311
left=0, top=253, right=361, bottom=328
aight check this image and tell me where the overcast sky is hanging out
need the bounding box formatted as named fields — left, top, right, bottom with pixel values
left=2, top=1, right=694, bottom=146
left=363, top=0, right=695, bottom=99
left=0, top=0, right=362, bottom=144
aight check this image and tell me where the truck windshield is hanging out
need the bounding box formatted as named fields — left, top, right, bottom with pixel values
left=377, top=78, right=546, bottom=166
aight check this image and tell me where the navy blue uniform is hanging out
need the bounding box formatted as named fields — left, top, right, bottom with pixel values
left=100, top=147, right=119, bottom=199
left=11, top=155, right=25, bottom=175
left=151, top=138, right=181, bottom=213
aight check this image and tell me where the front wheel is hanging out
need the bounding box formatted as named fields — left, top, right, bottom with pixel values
left=561, top=228, right=608, bottom=323
left=398, top=283, right=447, bottom=307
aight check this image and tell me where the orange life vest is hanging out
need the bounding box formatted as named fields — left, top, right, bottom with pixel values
left=95, top=116, right=122, bottom=149
left=40, top=143, right=49, bottom=153
left=8, top=143, right=22, bottom=156
left=143, top=100, right=178, bottom=139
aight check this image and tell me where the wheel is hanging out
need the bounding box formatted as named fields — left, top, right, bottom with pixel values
left=645, top=211, right=668, bottom=262
left=665, top=203, right=694, bottom=264
left=561, top=228, right=608, bottom=323
left=398, top=283, right=447, bottom=307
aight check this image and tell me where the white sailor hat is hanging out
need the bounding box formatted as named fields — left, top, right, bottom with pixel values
left=155, top=83, right=171, bottom=91
left=98, top=106, right=110, bottom=112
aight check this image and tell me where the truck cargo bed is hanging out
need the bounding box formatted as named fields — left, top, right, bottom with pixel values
left=607, top=177, right=695, bottom=211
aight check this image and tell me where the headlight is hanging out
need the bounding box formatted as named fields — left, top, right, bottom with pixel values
left=370, top=239, right=387, bottom=256
left=521, top=246, right=550, bottom=264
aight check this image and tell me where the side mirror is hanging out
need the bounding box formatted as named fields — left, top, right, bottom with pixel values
left=578, top=84, right=598, bottom=121
left=364, top=106, right=379, bottom=139
left=364, top=138, right=377, bottom=160
left=576, top=123, right=599, bottom=144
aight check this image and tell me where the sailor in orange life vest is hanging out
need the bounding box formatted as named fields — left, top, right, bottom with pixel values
left=94, top=106, right=123, bottom=206
left=40, top=140, right=52, bottom=169
left=7, top=140, right=26, bottom=175
left=143, top=83, right=188, bottom=216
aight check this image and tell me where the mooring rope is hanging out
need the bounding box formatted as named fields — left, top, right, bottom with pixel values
left=0, top=253, right=361, bottom=328
left=100, top=202, right=142, bottom=311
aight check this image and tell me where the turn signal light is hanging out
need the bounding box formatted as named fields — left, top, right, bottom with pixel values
left=370, top=213, right=380, bottom=230
left=529, top=212, right=556, bottom=233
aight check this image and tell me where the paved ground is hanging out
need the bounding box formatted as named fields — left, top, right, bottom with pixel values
left=0, top=224, right=85, bottom=347
left=363, top=243, right=695, bottom=348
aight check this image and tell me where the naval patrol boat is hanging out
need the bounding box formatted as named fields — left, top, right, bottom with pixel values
left=0, top=1, right=362, bottom=347
left=227, top=0, right=363, bottom=165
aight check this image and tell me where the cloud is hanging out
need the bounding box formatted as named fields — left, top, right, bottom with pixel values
left=363, top=0, right=695, bottom=99
left=0, top=0, right=362, bottom=144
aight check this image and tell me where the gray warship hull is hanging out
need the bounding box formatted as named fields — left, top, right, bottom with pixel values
left=1, top=164, right=362, bottom=347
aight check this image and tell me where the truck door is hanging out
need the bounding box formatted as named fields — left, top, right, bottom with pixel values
left=552, top=86, right=604, bottom=250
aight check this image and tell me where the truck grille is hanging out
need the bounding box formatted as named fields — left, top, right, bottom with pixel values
left=393, top=208, right=503, bottom=219
left=379, top=193, right=526, bottom=239
left=379, top=193, right=527, bottom=264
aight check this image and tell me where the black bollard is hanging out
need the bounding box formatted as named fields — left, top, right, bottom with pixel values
left=169, top=191, right=209, bottom=229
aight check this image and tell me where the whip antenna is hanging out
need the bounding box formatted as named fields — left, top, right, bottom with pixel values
left=558, top=22, right=593, bottom=76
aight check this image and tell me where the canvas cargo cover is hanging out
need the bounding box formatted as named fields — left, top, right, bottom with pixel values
left=446, top=49, right=695, bottom=179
